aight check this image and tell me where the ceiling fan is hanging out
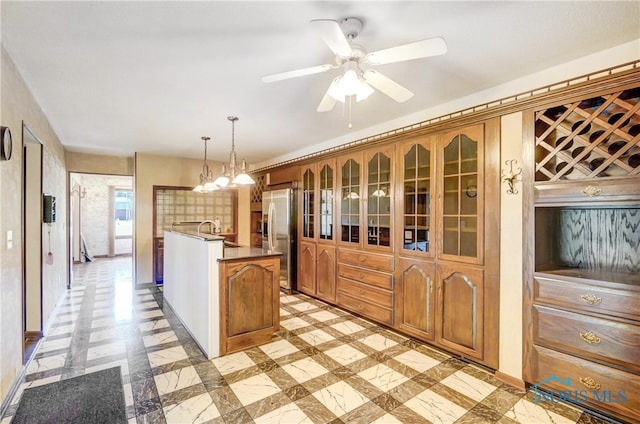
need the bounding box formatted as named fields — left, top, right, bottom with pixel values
left=261, top=17, right=447, bottom=112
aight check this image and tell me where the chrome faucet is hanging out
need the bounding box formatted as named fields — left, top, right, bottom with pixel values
left=197, top=220, right=214, bottom=236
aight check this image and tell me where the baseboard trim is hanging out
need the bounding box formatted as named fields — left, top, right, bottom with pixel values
left=24, top=331, right=44, bottom=341
left=495, top=371, right=526, bottom=391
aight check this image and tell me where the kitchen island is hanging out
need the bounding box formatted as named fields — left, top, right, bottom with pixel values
left=163, top=230, right=281, bottom=359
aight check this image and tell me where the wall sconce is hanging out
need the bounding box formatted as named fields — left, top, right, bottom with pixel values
left=71, top=184, right=87, bottom=199
left=501, top=159, right=522, bottom=195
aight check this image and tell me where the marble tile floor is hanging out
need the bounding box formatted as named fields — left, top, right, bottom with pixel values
left=1, top=257, right=616, bottom=424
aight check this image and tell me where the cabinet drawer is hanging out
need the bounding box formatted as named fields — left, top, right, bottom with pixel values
left=337, top=277, right=392, bottom=308
left=534, top=277, right=640, bottom=321
left=336, top=292, right=393, bottom=326
left=531, top=345, right=640, bottom=423
left=533, top=305, right=640, bottom=372
left=534, top=177, right=640, bottom=205
left=338, top=249, right=394, bottom=273
left=338, top=264, right=393, bottom=290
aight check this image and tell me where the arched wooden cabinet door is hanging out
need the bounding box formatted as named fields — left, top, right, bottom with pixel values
left=220, top=256, right=280, bottom=355
left=316, top=245, right=336, bottom=302
left=297, top=241, right=316, bottom=295
left=395, top=258, right=436, bottom=341
left=435, top=262, right=485, bottom=361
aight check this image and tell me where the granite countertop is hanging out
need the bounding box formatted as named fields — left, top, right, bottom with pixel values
left=168, top=230, right=225, bottom=242
left=219, top=246, right=283, bottom=262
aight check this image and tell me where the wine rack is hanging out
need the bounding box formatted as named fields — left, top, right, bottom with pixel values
left=535, top=87, right=640, bottom=181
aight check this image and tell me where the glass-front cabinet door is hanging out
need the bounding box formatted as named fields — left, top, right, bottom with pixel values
left=365, top=146, right=393, bottom=250
left=338, top=153, right=362, bottom=245
left=438, top=125, right=484, bottom=264
left=318, top=159, right=335, bottom=242
left=300, top=164, right=316, bottom=241
left=399, top=138, right=434, bottom=257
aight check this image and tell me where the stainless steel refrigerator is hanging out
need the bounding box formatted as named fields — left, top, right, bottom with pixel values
left=262, top=188, right=297, bottom=292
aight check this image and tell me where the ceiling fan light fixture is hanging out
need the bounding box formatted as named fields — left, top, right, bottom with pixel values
left=355, top=80, right=374, bottom=102
left=339, top=68, right=360, bottom=96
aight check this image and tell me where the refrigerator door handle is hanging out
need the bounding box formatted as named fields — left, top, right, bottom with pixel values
left=268, top=201, right=276, bottom=251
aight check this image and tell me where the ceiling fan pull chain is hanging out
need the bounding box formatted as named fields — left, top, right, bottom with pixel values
left=348, top=95, right=353, bottom=129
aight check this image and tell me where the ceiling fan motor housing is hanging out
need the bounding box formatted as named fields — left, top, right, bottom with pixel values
left=340, top=17, right=363, bottom=40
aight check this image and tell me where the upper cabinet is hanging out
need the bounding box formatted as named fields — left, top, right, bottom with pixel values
left=300, top=164, right=316, bottom=241
left=318, top=159, right=335, bottom=243
left=336, top=147, right=394, bottom=251
left=438, top=125, right=484, bottom=265
left=365, top=146, right=394, bottom=251
left=337, top=152, right=363, bottom=246
left=397, top=137, right=435, bottom=258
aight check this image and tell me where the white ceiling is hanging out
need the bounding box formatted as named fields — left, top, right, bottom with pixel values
left=2, top=1, right=639, bottom=168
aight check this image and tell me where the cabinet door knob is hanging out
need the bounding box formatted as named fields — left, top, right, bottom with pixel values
left=580, top=293, right=602, bottom=305
left=579, top=331, right=601, bottom=344
left=581, top=185, right=601, bottom=197
left=579, top=377, right=601, bottom=390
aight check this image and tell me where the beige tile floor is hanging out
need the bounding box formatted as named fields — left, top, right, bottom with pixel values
left=1, top=257, right=617, bottom=423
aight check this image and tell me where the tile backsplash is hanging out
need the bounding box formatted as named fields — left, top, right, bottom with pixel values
left=155, top=188, right=236, bottom=237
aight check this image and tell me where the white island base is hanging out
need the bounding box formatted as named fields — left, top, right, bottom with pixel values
left=163, top=230, right=281, bottom=359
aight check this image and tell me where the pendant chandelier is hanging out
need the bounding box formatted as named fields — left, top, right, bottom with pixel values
left=193, top=136, right=219, bottom=193
left=213, top=116, right=255, bottom=187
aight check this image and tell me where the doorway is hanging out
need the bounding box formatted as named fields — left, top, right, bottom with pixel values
left=68, top=172, right=133, bottom=281
left=22, top=123, right=43, bottom=363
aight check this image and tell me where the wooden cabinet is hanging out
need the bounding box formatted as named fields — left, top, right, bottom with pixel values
left=394, top=122, right=499, bottom=369
left=524, top=84, right=640, bottom=424
left=298, top=160, right=337, bottom=301
left=297, top=241, right=316, bottom=295
left=395, top=258, right=436, bottom=341
left=293, top=121, right=498, bottom=369
left=219, top=255, right=280, bottom=355
left=337, top=249, right=394, bottom=325
left=316, top=245, right=336, bottom=302
left=436, top=262, right=485, bottom=361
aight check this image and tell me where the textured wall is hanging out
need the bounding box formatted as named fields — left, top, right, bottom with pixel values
left=0, top=47, right=68, bottom=404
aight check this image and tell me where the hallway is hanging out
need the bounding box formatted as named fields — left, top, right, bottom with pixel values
left=1, top=257, right=609, bottom=423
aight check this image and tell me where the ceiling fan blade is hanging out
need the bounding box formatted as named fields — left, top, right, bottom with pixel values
left=363, top=69, right=413, bottom=103
left=310, top=19, right=353, bottom=57
left=261, top=64, right=333, bottom=83
left=365, top=36, right=447, bottom=65
left=317, top=77, right=340, bottom=112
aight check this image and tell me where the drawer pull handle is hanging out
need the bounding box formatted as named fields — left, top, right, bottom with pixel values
left=359, top=289, right=366, bottom=295
left=579, top=377, right=601, bottom=390
left=579, top=331, right=601, bottom=344
left=580, top=293, right=602, bottom=305
left=581, top=185, right=601, bottom=197
left=358, top=255, right=366, bottom=262
left=359, top=273, right=365, bottom=279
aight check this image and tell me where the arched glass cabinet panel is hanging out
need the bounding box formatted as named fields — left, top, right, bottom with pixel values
left=302, top=168, right=315, bottom=239
left=442, top=133, right=478, bottom=258
left=402, top=143, right=432, bottom=253
left=366, top=151, right=392, bottom=247
left=340, top=158, right=360, bottom=243
left=319, top=163, right=334, bottom=240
